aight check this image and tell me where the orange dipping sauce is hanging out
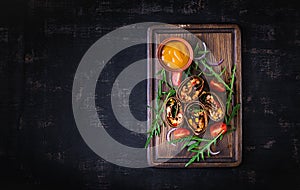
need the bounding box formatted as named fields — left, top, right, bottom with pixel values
left=161, top=41, right=190, bottom=70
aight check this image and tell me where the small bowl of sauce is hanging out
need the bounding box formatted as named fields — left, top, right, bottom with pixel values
left=156, top=37, right=194, bottom=86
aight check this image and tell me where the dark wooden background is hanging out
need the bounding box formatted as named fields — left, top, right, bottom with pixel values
left=1, top=0, right=299, bottom=189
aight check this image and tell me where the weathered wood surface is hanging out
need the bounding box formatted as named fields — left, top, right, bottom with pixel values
left=147, top=24, right=242, bottom=167
left=0, top=0, right=299, bottom=189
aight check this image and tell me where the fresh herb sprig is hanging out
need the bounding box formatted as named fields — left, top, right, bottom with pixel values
left=146, top=41, right=241, bottom=168
left=224, top=64, right=240, bottom=126
left=198, top=59, right=233, bottom=92
left=184, top=132, right=223, bottom=167
left=226, top=64, right=236, bottom=114
left=145, top=69, right=175, bottom=148
left=168, top=135, right=193, bottom=145
left=225, top=103, right=240, bottom=126
left=179, top=42, right=240, bottom=167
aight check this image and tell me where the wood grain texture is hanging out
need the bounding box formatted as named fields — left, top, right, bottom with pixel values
left=147, top=24, right=242, bottom=167
left=0, top=0, right=299, bottom=189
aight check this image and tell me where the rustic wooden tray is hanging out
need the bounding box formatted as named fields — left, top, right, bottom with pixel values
left=147, top=24, right=242, bottom=168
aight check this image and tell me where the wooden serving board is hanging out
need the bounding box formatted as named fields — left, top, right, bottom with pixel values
left=147, top=24, right=242, bottom=168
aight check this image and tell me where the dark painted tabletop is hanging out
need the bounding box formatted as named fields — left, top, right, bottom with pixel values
left=1, top=0, right=299, bottom=189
